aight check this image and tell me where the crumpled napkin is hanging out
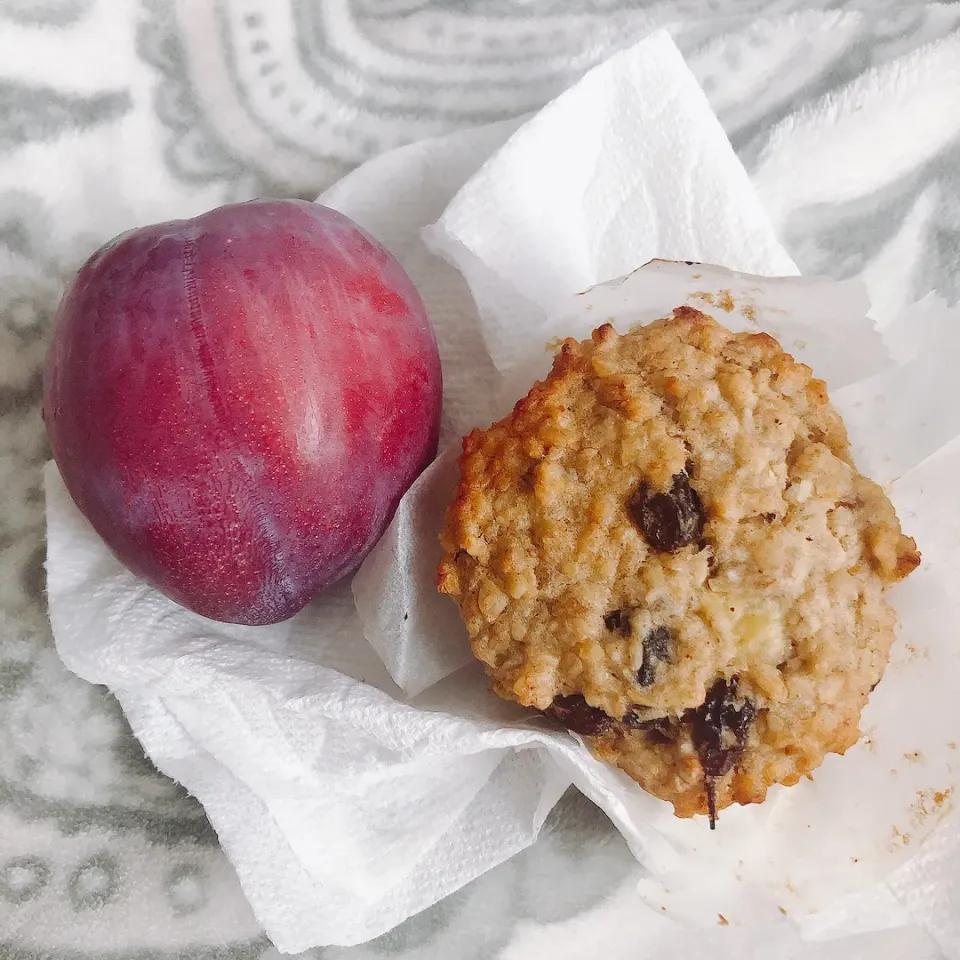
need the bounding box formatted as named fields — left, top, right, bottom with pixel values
left=421, top=32, right=797, bottom=381
left=45, top=29, right=960, bottom=958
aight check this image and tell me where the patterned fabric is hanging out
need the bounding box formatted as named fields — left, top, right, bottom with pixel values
left=1, top=0, right=959, bottom=956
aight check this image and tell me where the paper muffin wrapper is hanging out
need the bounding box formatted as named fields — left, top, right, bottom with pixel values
left=356, top=258, right=960, bottom=935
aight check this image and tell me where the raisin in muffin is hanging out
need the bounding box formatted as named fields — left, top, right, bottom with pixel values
left=438, top=307, right=920, bottom=825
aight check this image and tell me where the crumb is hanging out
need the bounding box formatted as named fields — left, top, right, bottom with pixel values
left=718, top=914, right=729, bottom=926
left=660, top=905, right=667, bottom=912
left=403, top=612, right=409, bottom=622
left=785, top=880, right=796, bottom=894
left=686, top=290, right=735, bottom=312
left=716, top=290, right=735, bottom=312
left=794, top=339, right=808, bottom=350
left=778, top=906, right=787, bottom=916
left=891, top=826, right=910, bottom=847
left=911, top=786, right=955, bottom=828
left=852, top=857, right=859, bottom=863
left=948, top=741, right=957, bottom=751
left=903, top=751, right=924, bottom=763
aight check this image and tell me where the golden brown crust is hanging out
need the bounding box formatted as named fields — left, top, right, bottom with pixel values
left=439, top=308, right=920, bottom=820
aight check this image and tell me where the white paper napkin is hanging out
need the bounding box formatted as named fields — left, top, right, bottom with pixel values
left=421, top=32, right=798, bottom=382
left=44, top=29, right=958, bottom=957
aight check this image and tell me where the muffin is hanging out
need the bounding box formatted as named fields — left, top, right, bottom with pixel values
left=438, top=307, right=920, bottom=825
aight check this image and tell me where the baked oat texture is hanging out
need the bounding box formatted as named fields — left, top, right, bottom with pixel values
left=438, top=307, right=920, bottom=823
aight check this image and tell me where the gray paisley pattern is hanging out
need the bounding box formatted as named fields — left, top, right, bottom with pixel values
left=0, top=82, right=129, bottom=152
left=1, top=1, right=959, bottom=957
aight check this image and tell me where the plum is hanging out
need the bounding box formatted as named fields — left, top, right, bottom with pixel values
left=43, top=199, right=442, bottom=625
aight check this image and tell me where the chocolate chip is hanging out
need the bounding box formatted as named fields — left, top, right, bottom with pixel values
left=637, top=625, right=672, bottom=686
left=629, top=472, right=705, bottom=552
left=690, top=678, right=754, bottom=778
left=689, top=677, right=755, bottom=829
left=546, top=695, right=614, bottom=736
left=762, top=512, right=777, bottom=523
left=604, top=609, right=632, bottom=636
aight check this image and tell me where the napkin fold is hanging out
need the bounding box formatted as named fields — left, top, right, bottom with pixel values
left=46, top=31, right=810, bottom=952
left=422, top=32, right=798, bottom=381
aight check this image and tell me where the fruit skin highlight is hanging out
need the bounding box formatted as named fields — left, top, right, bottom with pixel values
left=43, top=199, right=442, bottom=625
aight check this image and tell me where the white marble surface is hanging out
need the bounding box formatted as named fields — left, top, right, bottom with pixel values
left=1, top=1, right=959, bottom=957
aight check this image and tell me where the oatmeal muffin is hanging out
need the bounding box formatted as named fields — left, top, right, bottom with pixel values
left=438, top=307, right=920, bottom=825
